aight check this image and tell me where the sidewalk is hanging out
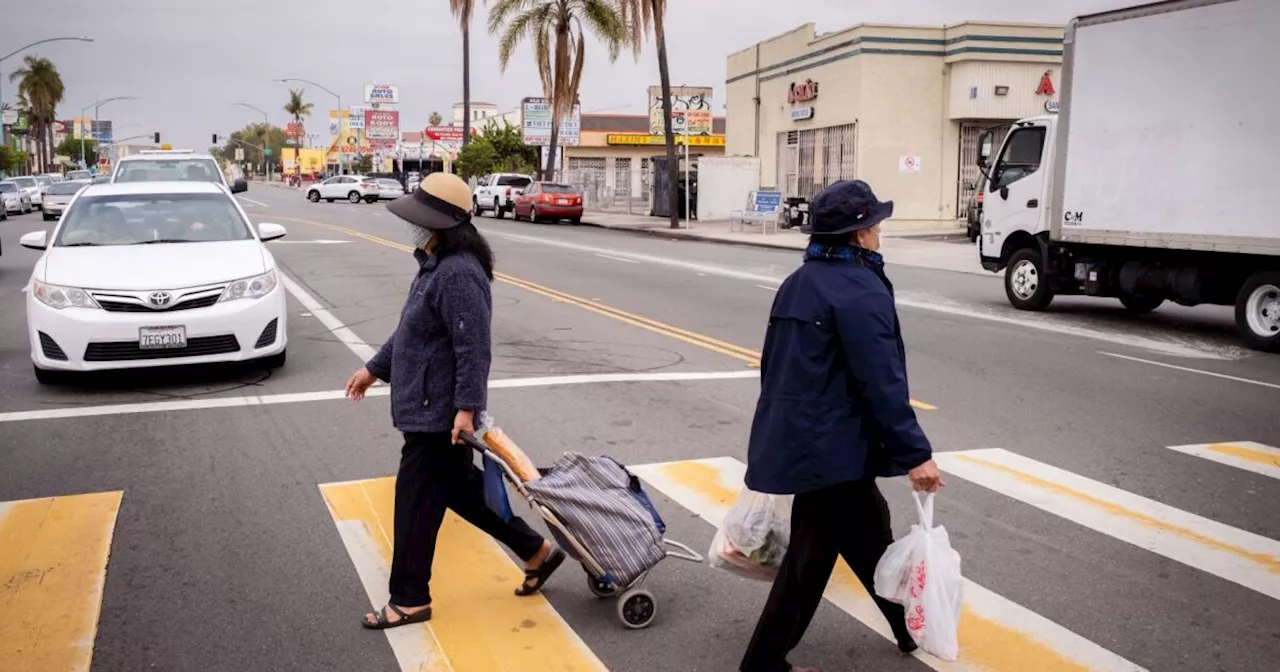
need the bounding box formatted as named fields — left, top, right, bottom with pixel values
left=580, top=211, right=989, bottom=276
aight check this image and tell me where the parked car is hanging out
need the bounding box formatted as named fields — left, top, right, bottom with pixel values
left=965, top=188, right=983, bottom=242
left=91, top=175, right=111, bottom=184
left=19, top=181, right=289, bottom=384
left=512, top=182, right=584, bottom=224
left=9, top=176, right=43, bottom=209
left=66, top=170, right=93, bottom=182
left=473, top=173, right=533, bottom=218
left=306, top=175, right=380, bottom=203
left=375, top=178, right=406, bottom=200
left=41, top=180, right=90, bottom=221
left=112, top=150, right=248, bottom=194
left=0, top=181, right=33, bottom=214
left=41, top=172, right=64, bottom=183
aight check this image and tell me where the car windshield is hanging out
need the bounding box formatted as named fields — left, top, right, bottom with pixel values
left=35, top=176, right=52, bottom=187
left=0, top=183, right=16, bottom=193
left=12, top=177, right=36, bottom=188
left=67, top=171, right=92, bottom=181
left=115, top=159, right=223, bottom=184
left=541, top=183, right=576, bottom=194
left=496, top=175, right=531, bottom=187
left=47, top=182, right=86, bottom=196
left=54, top=193, right=253, bottom=247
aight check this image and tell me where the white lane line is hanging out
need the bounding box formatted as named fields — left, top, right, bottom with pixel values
left=278, top=273, right=379, bottom=362
left=934, top=448, right=1280, bottom=601
left=631, top=457, right=1146, bottom=672
left=0, top=370, right=759, bottom=424
left=1167, top=442, right=1280, bottom=480
left=1098, top=352, right=1280, bottom=390
left=271, top=240, right=353, bottom=245
left=595, top=253, right=639, bottom=264
left=479, top=228, right=1238, bottom=360
left=237, top=196, right=269, bottom=207
left=347, top=207, right=360, bottom=213
left=371, top=212, right=384, bottom=218
left=754, top=284, right=777, bottom=291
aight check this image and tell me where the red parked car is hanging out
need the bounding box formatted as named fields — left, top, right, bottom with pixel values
left=512, top=182, right=583, bottom=224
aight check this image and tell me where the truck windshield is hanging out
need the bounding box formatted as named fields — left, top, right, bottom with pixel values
left=992, top=127, right=1046, bottom=190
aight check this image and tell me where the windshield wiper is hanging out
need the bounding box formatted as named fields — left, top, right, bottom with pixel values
left=61, top=242, right=99, bottom=247
left=137, top=238, right=196, bottom=244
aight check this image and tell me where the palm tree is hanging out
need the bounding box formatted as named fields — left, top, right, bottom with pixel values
left=283, top=88, right=314, bottom=177
left=490, top=0, right=625, bottom=182
left=8, top=55, right=65, bottom=171
left=429, top=111, right=444, bottom=126
left=450, top=0, right=480, bottom=149
left=618, top=0, right=679, bottom=228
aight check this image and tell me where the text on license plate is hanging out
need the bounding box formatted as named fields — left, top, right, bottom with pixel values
left=139, top=326, right=187, bottom=349
left=557, top=199, right=570, bottom=205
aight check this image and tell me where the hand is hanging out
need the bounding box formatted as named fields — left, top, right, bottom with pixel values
left=908, top=459, right=946, bottom=493
left=451, top=410, right=475, bottom=445
left=345, top=367, right=377, bottom=401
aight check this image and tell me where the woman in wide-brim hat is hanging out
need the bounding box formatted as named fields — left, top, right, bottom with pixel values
left=345, top=172, right=566, bottom=629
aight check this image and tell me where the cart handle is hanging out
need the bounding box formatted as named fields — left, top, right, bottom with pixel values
left=663, top=538, right=704, bottom=563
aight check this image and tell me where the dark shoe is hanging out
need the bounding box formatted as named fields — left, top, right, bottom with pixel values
left=515, top=547, right=566, bottom=596
left=361, top=603, right=432, bottom=630
left=897, top=637, right=918, bottom=654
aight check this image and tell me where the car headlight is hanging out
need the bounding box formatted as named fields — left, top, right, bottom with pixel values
left=32, top=280, right=100, bottom=310
left=218, top=269, right=277, bottom=302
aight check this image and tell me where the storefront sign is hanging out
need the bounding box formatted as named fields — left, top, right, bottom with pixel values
left=788, top=79, right=819, bottom=104
left=606, top=134, right=726, bottom=147
left=1035, top=71, right=1056, bottom=97
left=1044, top=100, right=1060, bottom=113
left=790, top=107, right=814, bottom=121
left=423, top=126, right=472, bottom=144
left=365, top=110, right=400, bottom=147
left=648, top=85, right=714, bottom=136
left=521, top=97, right=581, bottom=147
left=348, top=106, right=367, bottom=130
left=364, top=84, right=399, bottom=104
left=286, top=122, right=305, bottom=139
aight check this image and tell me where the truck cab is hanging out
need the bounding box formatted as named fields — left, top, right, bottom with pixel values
left=977, top=116, right=1056, bottom=279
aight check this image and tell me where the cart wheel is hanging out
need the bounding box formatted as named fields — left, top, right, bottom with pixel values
left=617, top=589, right=657, bottom=629
left=587, top=575, right=617, bottom=599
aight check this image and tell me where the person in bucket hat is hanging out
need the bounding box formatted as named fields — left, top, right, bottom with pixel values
left=740, top=180, right=944, bottom=672
left=345, top=172, right=566, bottom=629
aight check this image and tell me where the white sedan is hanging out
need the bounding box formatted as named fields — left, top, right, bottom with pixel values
left=20, top=181, right=289, bottom=384
left=305, top=175, right=380, bottom=204
left=375, top=178, right=406, bottom=200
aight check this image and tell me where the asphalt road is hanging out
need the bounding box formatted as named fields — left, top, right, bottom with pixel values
left=1, top=185, right=1277, bottom=672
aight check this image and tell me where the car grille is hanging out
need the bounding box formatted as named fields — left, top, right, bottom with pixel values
left=254, top=319, right=278, bottom=348
left=97, top=295, right=221, bottom=313
left=84, top=335, right=240, bottom=362
left=38, top=332, right=69, bottom=361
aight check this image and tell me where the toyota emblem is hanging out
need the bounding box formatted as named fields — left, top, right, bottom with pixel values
left=147, top=291, right=174, bottom=308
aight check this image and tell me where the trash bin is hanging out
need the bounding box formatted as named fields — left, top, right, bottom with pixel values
left=784, top=198, right=809, bottom=230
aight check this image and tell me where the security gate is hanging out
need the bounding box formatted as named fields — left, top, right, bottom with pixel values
left=776, top=123, right=857, bottom=200
left=957, top=122, right=1011, bottom=219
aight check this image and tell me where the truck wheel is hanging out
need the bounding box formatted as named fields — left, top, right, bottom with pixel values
left=1005, top=249, right=1054, bottom=311
left=1119, top=294, right=1164, bottom=314
left=1235, top=271, right=1280, bottom=352
left=494, top=199, right=504, bottom=219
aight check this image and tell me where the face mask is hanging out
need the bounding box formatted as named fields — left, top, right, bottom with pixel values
left=406, top=223, right=434, bottom=251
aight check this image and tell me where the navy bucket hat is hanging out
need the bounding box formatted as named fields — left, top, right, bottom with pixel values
left=800, top=180, right=894, bottom=236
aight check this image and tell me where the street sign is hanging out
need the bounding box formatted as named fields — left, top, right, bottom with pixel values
left=234, top=148, right=245, bottom=161
left=264, top=148, right=272, bottom=156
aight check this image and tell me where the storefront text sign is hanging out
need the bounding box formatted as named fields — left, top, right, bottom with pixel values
left=364, top=84, right=400, bottom=104
left=606, top=134, right=726, bottom=147
left=1044, top=100, right=1060, bottom=113
left=788, top=79, right=819, bottom=104
left=790, top=107, right=814, bottom=121
left=1035, top=71, right=1056, bottom=97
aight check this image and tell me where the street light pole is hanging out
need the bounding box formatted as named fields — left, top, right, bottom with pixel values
left=274, top=78, right=342, bottom=173
left=79, top=95, right=137, bottom=169
left=231, top=102, right=270, bottom=181
left=0, top=37, right=93, bottom=148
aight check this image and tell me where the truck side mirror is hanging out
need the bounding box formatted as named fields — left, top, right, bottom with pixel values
left=976, top=130, right=993, bottom=167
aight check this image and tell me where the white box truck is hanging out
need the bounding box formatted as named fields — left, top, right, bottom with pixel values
left=976, top=0, right=1280, bottom=351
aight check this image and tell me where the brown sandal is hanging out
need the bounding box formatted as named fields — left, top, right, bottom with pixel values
left=361, top=603, right=432, bottom=630
left=515, top=548, right=566, bottom=596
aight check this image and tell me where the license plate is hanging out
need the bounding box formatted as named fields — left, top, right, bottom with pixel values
left=139, top=326, right=187, bottom=350
left=557, top=199, right=570, bottom=205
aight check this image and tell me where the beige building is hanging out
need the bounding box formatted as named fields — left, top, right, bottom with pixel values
left=726, top=20, right=1064, bottom=227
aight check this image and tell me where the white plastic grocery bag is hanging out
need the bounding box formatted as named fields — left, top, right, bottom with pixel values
left=708, top=490, right=793, bottom=582
left=873, top=492, right=963, bottom=661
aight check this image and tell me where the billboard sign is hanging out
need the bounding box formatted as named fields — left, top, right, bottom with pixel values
left=649, top=85, right=714, bottom=136
left=364, top=84, right=399, bottom=104
left=520, top=97, right=580, bottom=147
left=348, top=106, right=367, bottom=130
left=286, top=122, right=305, bottom=139
left=365, top=109, right=400, bottom=147
left=605, top=133, right=725, bottom=147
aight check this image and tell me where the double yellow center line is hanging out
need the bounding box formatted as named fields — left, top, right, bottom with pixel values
left=272, top=215, right=936, bottom=409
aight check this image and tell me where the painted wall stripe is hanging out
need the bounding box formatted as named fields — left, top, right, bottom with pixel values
left=320, top=478, right=606, bottom=671
left=1167, top=442, right=1280, bottom=480
left=934, top=449, right=1280, bottom=600
left=0, top=491, right=123, bottom=672
left=629, top=458, right=1144, bottom=672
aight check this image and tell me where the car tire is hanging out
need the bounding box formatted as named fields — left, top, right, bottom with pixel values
left=261, top=350, right=287, bottom=370
left=569, top=217, right=581, bottom=225
left=364, top=196, right=377, bottom=203
left=42, top=214, right=52, bottom=221
left=529, top=207, right=540, bottom=223
left=326, top=198, right=335, bottom=203
left=494, top=199, right=505, bottom=219
left=308, top=190, right=320, bottom=202
left=348, top=191, right=362, bottom=204
left=1234, top=271, right=1280, bottom=352
left=1004, top=248, right=1055, bottom=311
left=33, top=364, right=67, bottom=386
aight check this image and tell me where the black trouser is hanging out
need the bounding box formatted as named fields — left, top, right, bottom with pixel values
left=740, top=479, right=911, bottom=672
left=389, top=432, right=546, bottom=607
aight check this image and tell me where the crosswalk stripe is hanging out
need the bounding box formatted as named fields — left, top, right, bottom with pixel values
left=630, top=458, right=1144, bottom=672
left=934, top=449, right=1280, bottom=601
left=0, top=491, right=123, bottom=671
left=1167, top=441, right=1280, bottom=480
left=319, top=478, right=606, bottom=671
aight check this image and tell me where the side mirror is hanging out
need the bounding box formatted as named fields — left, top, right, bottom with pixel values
left=976, top=130, right=993, bottom=167
left=20, top=231, right=48, bottom=250
left=257, top=222, right=287, bottom=242
left=231, top=178, right=248, bottom=194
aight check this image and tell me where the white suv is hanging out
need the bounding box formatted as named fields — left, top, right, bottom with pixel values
left=112, top=150, right=248, bottom=193
left=473, top=173, right=533, bottom=218
left=305, top=175, right=380, bottom=204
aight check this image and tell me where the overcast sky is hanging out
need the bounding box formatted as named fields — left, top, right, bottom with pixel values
left=6, top=0, right=1120, bottom=150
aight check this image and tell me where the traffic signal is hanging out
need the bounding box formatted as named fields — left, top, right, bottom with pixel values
left=154, top=132, right=161, bottom=143
left=213, top=134, right=218, bottom=144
